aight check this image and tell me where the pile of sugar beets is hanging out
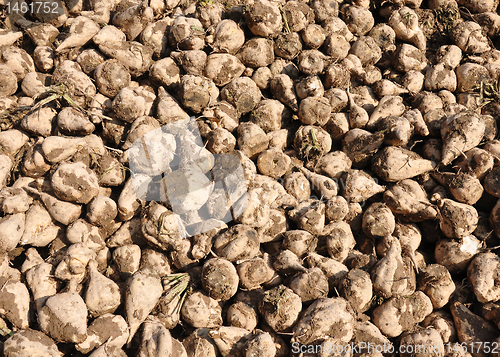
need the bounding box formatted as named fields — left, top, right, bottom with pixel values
left=2, top=0, right=500, bottom=355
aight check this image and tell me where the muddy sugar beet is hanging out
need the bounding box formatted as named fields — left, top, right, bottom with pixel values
left=1, top=0, right=500, bottom=355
